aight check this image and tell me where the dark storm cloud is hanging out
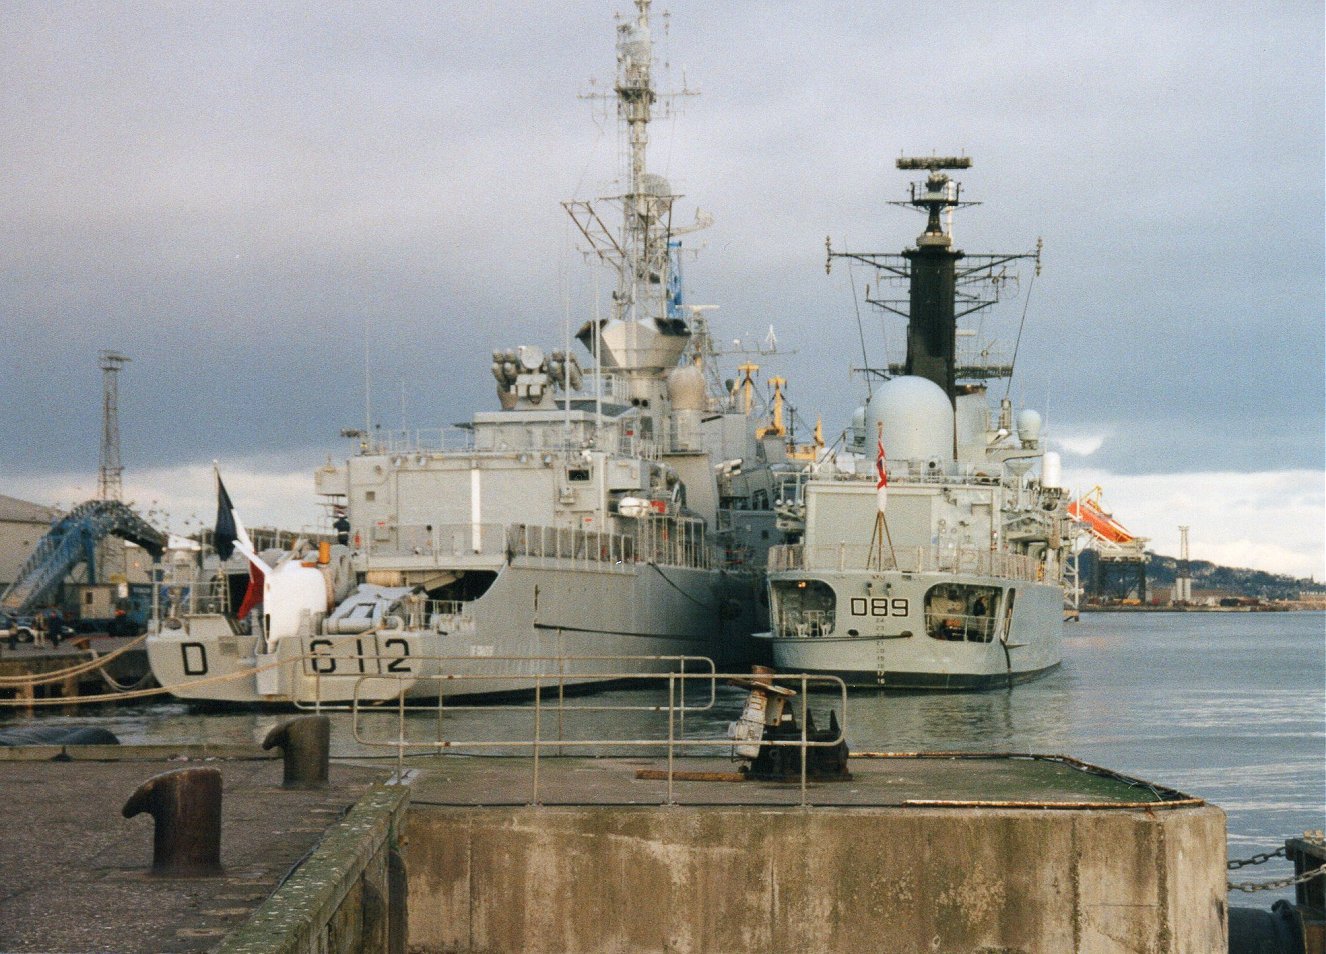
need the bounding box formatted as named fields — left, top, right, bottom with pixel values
left=1, top=1, right=1321, bottom=484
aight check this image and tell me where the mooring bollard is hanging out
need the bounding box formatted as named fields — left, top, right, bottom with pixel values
left=121, top=767, right=223, bottom=876
left=262, top=715, right=331, bottom=788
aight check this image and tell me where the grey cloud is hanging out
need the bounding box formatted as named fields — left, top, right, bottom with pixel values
left=0, top=1, right=1321, bottom=486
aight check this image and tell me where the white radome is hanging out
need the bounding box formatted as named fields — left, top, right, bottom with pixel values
left=866, top=375, right=954, bottom=461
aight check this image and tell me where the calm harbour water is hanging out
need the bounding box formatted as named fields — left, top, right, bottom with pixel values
left=11, top=609, right=1324, bottom=900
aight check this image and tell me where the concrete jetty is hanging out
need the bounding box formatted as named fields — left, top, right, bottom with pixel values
left=402, top=752, right=1227, bottom=953
left=0, top=745, right=396, bottom=953
left=0, top=743, right=1228, bottom=953
left=0, top=635, right=151, bottom=707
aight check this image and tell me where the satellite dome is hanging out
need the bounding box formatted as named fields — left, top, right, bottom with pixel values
left=639, top=173, right=671, bottom=197
left=518, top=345, right=545, bottom=371
left=667, top=364, right=707, bottom=411
left=865, top=376, right=953, bottom=461
left=1016, top=409, right=1043, bottom=446
left=850, top=406, right=866, bottom=449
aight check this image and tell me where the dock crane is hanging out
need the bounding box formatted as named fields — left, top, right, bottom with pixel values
left=0, top=499, right=166, bottom=619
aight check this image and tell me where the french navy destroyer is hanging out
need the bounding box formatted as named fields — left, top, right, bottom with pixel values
left=758, top=157, right=1068, bottom=689
left=147, top=1, right=791, bottom=704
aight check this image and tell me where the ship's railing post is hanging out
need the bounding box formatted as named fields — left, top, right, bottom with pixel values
left=800, top=673, right=809, bottom=806
left=531, top=675, right=542, bottom=805
left=666, top=673, right=676, bottom=806
left=396, top=681, right=406, bottom=780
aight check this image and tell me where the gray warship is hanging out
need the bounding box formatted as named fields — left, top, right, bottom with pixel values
left=147, top=0, right=792, bottom=704
left=758, top=157, right=1069, bottom=689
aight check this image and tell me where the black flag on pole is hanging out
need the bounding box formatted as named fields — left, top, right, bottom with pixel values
left=214, top=476, right=238, bottom=561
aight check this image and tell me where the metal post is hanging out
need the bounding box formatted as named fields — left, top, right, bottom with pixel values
left=666, top=674, right=675, bottom=805
left=532, top=676, right=542, bottom=805
left=436, top=683, right=445, bottom=752
left=678, top=658, right=686, bottom=738
left=800, top=674, right=809, bottom=806
left=397, top=685, right=406, bottom=780
left=557, top=662, right=565, bottom=756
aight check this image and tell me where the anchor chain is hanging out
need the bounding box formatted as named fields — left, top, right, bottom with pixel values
left=1226, top=831, right=1325, bottom=893
left=1227, top=846, right=1286, bottom=869
left=1228, top=864, right=1324, bottom=894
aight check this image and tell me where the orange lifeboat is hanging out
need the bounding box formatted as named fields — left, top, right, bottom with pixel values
left=1068, top=489, right=1136, bottom=544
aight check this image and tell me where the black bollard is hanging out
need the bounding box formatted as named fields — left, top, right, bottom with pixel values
left=122, top=767, right=223, bottom=877
left=262, top=715, right=331, bottom=789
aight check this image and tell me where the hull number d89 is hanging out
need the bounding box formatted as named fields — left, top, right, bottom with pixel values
left=849, top=597, right=909, bottom=618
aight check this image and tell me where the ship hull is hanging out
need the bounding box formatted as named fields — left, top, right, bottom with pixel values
left=757, top=570, right=1062, bottom=691
left=148, top=557, right=762, bottom=705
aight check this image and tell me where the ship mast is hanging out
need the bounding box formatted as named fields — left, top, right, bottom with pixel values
left=564, top=0, right=706, bottom=438
left=827, top=156, right=1040, bottom=405
left=617, top=0, right=665, bottom=327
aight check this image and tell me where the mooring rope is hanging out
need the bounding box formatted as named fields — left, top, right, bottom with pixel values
left=0, top=625, right=387, bottom=706
left=0, top=632, right=151, bottom=686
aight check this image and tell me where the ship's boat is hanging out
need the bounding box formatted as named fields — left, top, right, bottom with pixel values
left=1068, top=494, right=1136, bottom=545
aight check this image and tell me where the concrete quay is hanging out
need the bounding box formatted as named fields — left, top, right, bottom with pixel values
left=400, top=752, right=1228, bottom=954
left=0, top=743, right=1228, bottom=953
left=0, top=744, right=398, bottom=954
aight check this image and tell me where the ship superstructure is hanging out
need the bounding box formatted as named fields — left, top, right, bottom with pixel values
left=147, top=1, right=786, bottom=704
left=759, top=157, right=1068, bottom=689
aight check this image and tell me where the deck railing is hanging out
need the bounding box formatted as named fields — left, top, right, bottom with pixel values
left=363, top=520, right=713, bottom=572
left=769, top=542, right=1043, bottom=582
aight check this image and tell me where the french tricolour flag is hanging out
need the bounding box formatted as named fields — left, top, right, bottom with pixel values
left=214, top=468, right=269, bottom=615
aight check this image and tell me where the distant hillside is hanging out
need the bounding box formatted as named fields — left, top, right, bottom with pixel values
left=1080, top=550, right=1324, bottom=601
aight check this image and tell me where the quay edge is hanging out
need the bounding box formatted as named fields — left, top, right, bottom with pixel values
left=400, top=755, right=1227, bottom=954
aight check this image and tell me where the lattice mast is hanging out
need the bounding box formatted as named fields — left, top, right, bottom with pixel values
left=564, top=0, right=707, bottom=423
left=96, top=349, right=131, bottom=583
left=97, top=350, right=130, bottom=501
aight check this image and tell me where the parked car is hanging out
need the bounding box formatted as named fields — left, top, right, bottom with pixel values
left=1, top=616, right=37, bottom=644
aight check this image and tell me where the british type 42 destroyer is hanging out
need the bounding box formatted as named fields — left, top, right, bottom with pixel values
left=759, top=156, right=1069, bottom=689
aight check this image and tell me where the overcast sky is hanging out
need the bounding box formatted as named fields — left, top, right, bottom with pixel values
left=2, top=2, right=1322, bottom=577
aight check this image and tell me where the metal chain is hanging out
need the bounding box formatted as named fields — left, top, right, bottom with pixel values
left=1228, top=846, right=1287, bottom=869
left=1228, top=864, right=1324, bottom=894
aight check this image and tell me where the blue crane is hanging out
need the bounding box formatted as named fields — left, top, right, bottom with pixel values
left=0, top=499, right=166, bottom=617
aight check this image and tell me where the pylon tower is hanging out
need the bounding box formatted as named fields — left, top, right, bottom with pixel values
left=96, top=350, right=131, bottom=583
left=98, top=350, right=130, bottom=501
left=1176, top=526, right=1192, bottom=604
